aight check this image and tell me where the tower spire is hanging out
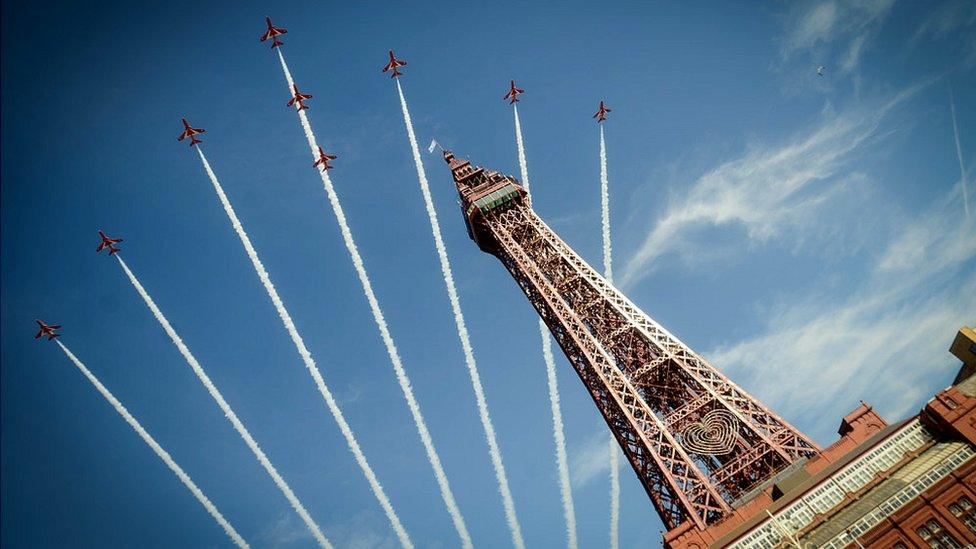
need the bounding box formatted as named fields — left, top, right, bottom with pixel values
left=446, top=154, right=820, bottom=529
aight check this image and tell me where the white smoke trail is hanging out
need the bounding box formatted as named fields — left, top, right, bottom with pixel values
left=609, top=441, right=620, bottom=549
left=397, top=79, right=523, bottom=549
left=600, top=124, right=621, bottom=549
left=275, top=49, right=462, bottom=549
left=113, top=255, right=333, bottom=549
left=513, top=105, right=530, bottom=192
left=949, top=88, right=971, bottom=221
left=193, top=145, right=411, bottom=549
left=540, top=323, right=578, bottom=549
left=511, top=105, right=578, bottom=549
left=600, top=126, right=613, bottom=282
left=55, top=340, right=249, bottom=548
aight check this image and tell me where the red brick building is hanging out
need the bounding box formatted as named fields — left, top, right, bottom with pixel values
left=666, top=326, right=976, bottom=548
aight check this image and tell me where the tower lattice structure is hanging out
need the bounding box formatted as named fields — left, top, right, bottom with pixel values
left=443, top=151, right=821, bottom=530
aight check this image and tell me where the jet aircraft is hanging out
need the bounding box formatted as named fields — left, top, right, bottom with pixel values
left=96, top=230, right=123, bottom=255
left=382, top=50, right=407, bottom=78
left=34, top=320, right=61, bottom=341
left=503, top=80, right=525, bottom=104
left=314, top=147, right=337, bottom=171
left=177, top=118, right=205, bottom=147
left=260, top=17, right=287, bottom=49
left=287, top=84, right=313, bottom=110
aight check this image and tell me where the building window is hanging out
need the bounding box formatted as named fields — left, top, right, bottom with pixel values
left=893, top=543, right=908, bottom=549
left=917, top=518, right=961, bottom=548
left=949, top=496, right=976, bottom=533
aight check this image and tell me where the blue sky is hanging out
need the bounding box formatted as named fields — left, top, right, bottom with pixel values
left=2, top=0, right=974, bottom=547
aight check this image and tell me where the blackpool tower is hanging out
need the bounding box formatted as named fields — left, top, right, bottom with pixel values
left=442, top=150, right=821, bottom=530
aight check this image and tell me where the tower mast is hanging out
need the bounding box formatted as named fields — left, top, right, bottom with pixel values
left=443, top=151, right=820, bottom=529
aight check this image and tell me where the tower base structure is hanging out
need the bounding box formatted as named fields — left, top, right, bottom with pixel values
left=668, top=326, right=976, bottom=549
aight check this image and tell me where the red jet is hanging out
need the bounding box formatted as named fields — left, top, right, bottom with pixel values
left=260, top=17, right=287, bottom=49
left=96, top=230, right=123, bottom=255
left=382, top=50, right=407, bottom=78
left=593, top=101, right=612, bottom=123
left=503, top=80, right=525, bottom=104
left=287, top=84, right=312, bottom=111
left=313, top=147, right=337, bottom=171
left=178, top=118, right=205, bottom=147
left=35, top=319, right=61, bottom=341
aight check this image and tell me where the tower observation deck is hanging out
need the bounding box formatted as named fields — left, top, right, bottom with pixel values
left=443, top=151, right=821, bottom=530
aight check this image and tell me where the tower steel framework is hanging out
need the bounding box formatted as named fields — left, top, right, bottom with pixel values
left=443, top=151, right=821, bottom=529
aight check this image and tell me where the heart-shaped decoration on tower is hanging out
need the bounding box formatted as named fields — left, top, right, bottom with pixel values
left=681, top=409, right=738, bottom=456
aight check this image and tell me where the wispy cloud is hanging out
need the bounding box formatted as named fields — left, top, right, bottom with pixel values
left=261, top=511, right=402, bottom=549
left=949, top=88, right=971, bottom=221
left=569, top=431, right=612, bottom=489
left=259, top=513, right=314, bottom=549
left=783, top=1, right=840, bottom=54
left=621, top=84, right=924, bottom=287
left=912, top=0, right=976, bottom=42
left=910, top=0, right=976, bottom=68
left=840, top=33, right=868, bottom=73
left=781, top=0, right=895, bottom=73
left=327, top=511, right=400, bottom=549
left=708, top=187, right=976, bottom=442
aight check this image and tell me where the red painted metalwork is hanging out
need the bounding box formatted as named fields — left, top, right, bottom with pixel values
left=444, top=151, right=821, bottom=529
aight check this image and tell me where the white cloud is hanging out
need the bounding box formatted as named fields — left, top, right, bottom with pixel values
left=912, top=0, right=976, bottom=42
left=840, top=33, right=868, bottom=73
left=259, top=510, right=400, bottom=549
left=620, top=84, right=923, bottom=287
left=784, top=1, right=840, bottom=54
left=781, top=0, right=895, bottom=73
left=569, top=431, right=611, bottom=489
left=910, top=0, right=976, bottom=69
left=708, top=188, right=976, bottom=443
left=258, top=512, right=315, bottom=548
left=326, top=511, right=399, bottom=549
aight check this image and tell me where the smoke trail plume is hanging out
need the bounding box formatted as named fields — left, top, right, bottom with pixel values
left=513, top=105, right=530, bottom=192
left=113, top=255, right=333, bottom=549
left=600, top=126, right=613, bottom=282
left=950, top=88, right=971, bottom=221
left=511, top=105, right=578, bottom=548
left=193, top=145, right=411, bottom=548
left=54, top=340, right=249, bottom=548
left=397, top=79, right=522, bottom=549
left=601, top=124, right=621, bottom=549
left=540, top=323, right=579, bottom=549
left=276, top=49, right=463, bottom=549
left=610, top=441, right=620, bottom=549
